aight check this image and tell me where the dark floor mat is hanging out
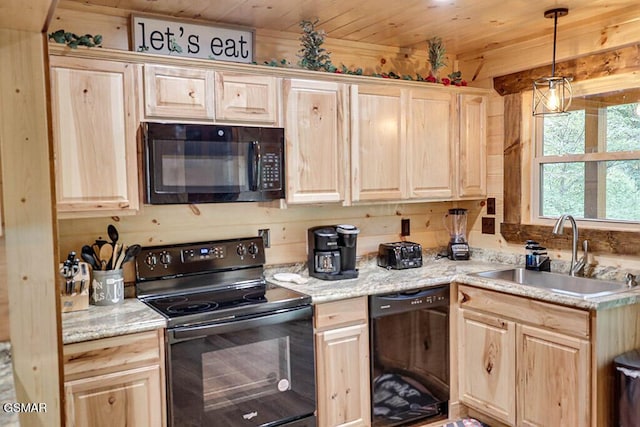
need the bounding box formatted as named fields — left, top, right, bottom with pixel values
left=372, top=373, right=441, bottom=423
left=440, top=419, right=490, bottom=427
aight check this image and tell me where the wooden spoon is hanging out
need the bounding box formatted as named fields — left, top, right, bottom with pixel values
left=99, top=243, right=113, bottom=271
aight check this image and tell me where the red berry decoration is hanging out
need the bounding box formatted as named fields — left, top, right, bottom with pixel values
left=442, top=77, right=451, bottom=86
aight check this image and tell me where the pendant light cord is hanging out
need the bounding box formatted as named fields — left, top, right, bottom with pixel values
left=551, top=11, right=558, bottom=77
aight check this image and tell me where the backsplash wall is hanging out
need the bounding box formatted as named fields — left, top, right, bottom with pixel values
left=58, top=200, right=484, bottom=268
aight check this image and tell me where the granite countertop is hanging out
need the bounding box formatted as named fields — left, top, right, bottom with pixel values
left=266, top=248, right=640, bottom=311
left=61, top=298, right=166, bottom=345
left=0, top=342, right=18, bottom=427
left=59, top=248, right=640, bottom=345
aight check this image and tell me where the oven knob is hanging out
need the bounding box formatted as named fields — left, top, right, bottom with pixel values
left=145, top=253, right=158, bottom=268
left=248, top=242, right=259, bottom=256
left=236, top=244, right=247, bottom=257
left=159, top=251, right=172, bottom=266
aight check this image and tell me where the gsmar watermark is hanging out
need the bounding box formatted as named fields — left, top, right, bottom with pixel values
left=2, top=402, right=47, bottom=413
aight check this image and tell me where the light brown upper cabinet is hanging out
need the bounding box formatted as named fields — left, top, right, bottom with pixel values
left=351, top=84, right=405, bottom=201
left=50, top=56, right=140, bottom=218
left=215, top=72, right=279, bottom=125
left=143, top=66, right=279, bottom=125
left=408, top=90, right=456, bottom=199
left=283, top=79, right=349, bottom=204
left=351, top=85, right=460, bottom=202
left=144, top=65, right=214, bottom=120
left=458, top=93, right=487, bottom=198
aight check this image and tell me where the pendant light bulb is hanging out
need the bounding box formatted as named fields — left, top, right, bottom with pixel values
left=547, top=82, right=559, bottom=111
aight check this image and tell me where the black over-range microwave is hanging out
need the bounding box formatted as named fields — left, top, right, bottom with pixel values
left=143, top=123, right=285, bottom=204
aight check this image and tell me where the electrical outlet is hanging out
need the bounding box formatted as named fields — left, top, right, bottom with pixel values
left=258, top=228, right=271, bottom=248
left=487, top=197, right=496, bottom=215
left=482, top=217, right=495, bottom=234
left=401, top=218, right=410, bottom=236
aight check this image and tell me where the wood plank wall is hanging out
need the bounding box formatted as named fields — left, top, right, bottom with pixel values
left=51, top=3, right=476, bottom=273
left=51, top=2, right=640, bottom=273
left=0, top=29, right=63, bottom=426
left=59, top=201, right=479, bottom=277
left=51, top=3, right=444, bottom=78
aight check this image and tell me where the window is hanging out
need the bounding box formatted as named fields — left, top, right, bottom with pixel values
left=534, top=88, right=640, bottom=223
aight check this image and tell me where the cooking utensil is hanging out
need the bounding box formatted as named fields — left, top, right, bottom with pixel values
left=113, top=245, right=127, bottom=271
left=115, top=244, right=141, bottom=270
left=107, top=224, right=119, bottom=246
left=81, top=252, right=99, bottom=270
left=109, top=243, right=120, bottom=270
left=99, top=243, right=113, bottom=271
left=60, top=259, right=79, bottom=295
left=81, top=245, right=100, bottom=268
left=79, top=263, right=88, bottom=293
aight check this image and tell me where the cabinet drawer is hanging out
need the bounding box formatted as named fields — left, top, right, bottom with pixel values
left=64, top=330, right=163, bottom=381
left=315, top=297, right=368, bottom=330
left=458, top=285, right=590, bottom=338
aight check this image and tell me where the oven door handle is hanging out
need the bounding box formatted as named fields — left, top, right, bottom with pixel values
left=169, top=305, right=312, bottom=343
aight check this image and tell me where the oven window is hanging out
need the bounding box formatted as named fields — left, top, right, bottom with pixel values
left=202, top=336, right=291, bottom=411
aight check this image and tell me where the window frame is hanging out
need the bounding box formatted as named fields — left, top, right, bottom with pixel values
left=527, top=73, right=640, bottom=231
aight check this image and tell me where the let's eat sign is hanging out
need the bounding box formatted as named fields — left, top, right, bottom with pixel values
left=132, top=15, right=254, bottom=63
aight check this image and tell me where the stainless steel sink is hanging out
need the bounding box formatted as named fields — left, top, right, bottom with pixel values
left=470, top=268, right=632, bottom=299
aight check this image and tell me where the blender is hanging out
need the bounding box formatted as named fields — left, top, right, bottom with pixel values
left=444, top=208, right=470, bottom=260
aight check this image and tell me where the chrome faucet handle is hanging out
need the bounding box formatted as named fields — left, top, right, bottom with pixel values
left=570, top=240, right=589, bottom=277
left=625, top=273, right=638, bottom=288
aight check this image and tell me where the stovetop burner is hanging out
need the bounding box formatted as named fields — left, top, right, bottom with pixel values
left=136, top=237, right=312, bottom=328
left=166, top=301, right=218, bottom=315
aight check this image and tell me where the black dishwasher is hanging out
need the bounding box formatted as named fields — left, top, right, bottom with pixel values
left=369, top=285, right=450, bottom=427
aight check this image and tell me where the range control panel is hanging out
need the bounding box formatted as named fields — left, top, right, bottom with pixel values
left=136, top=237, right=266, bottom=281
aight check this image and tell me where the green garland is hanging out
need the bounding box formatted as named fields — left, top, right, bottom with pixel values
left=48, top=30, right=102, bottom=49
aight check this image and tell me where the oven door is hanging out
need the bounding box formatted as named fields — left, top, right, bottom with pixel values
left=167, top=306, right=315, bottom=427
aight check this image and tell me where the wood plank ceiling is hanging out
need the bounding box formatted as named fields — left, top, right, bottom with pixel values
left=60, top=0, right=640, bottom=57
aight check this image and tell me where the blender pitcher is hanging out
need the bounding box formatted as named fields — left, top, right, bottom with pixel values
left=443, top=208, right=470, bottom=260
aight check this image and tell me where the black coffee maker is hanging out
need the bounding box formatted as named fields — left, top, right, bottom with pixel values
left=308, top=225, right=359, bottom=280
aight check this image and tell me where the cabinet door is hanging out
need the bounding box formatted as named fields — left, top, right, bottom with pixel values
left=65, top=365, right=163, bottom=427
left=144, top=65, right=214, bottom=120
left=215, top=71, right=278, bottom=124
left=458, top=309, right=516, bottom=425
left=50, top=57, right=140, bottom=217
left=458, top=94, right=487, bottom=198
left=284, top=79, right=348, bottom=204
left=351, top=85, right=405, bottom=201
left=407, top=89, right=456, bottom=199
left=316, top=323, right=371, bottom=427
left=516, top=324, right=590, bottom=427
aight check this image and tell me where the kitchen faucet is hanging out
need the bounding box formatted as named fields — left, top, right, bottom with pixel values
left=552, top=214, right=588, bottom=277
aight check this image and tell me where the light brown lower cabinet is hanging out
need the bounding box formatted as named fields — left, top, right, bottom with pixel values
left=457, top=283, right=640, bottom=427
left=315, top=297, right=371, bottom=427
left=63, top=330, right=166, bottom=427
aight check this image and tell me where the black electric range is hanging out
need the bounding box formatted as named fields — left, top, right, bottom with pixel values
left=135, top=237, right=311, bottom=328
left=135, top=237, right=316, bottom=427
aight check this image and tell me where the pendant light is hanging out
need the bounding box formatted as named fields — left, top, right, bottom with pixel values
left=533, top=8, right=572, bottom=116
